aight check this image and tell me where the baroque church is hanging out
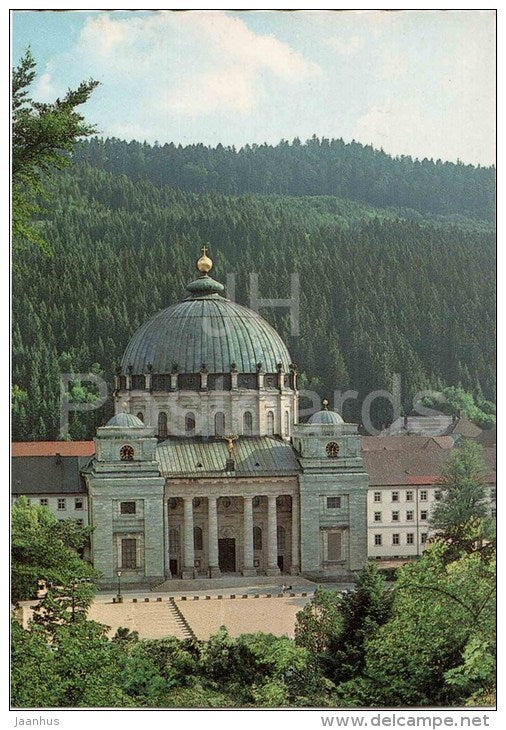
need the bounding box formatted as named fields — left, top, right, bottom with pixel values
left=81, top=247, right=369, bottom=584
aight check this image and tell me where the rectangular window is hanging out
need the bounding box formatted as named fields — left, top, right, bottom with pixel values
left=121, top=538, right=137, bottom=569
left=327, top=497, right=341, bottom=509
left=420, top=510, right=428, bottom=521
left=420, top=490, right=428, bottom=501
left=120, top=501, right=136, bottom=515
left=406, top=533, right=414, bottom=545
left=391, top=491, right=399, bottom=502
left=406, top=491, right=413, bottom=502
left=75, top=498, right=83, bottom=510
left=406, top=510, right=414, bottom=521
left=392, top=533, right=400, bottom=545
left=374, top=534, right=382, bottom=546
left=392, top=511, right=399, bottom=522
left=373, top=492, right=382, bottom=502
left=39, top=498, right=48, bottom=507
left=421, top=533, right=428, bottom=544
left=57, top=498, right=66, bottom=510
left=327, top=532, right=342, bottom=561
left=374, top=512, right=382, bottom=522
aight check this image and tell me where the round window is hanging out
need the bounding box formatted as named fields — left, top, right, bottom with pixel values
left=193, top=497, right=201, bottom=508
left=169, top=498, right=178, bottom=510
left=221, top=497, right=231, bottom=509
left=326, top=442, right=340, bottom=458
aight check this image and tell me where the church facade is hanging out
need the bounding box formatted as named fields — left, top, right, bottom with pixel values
left=68, top=248, right=369, bottom=584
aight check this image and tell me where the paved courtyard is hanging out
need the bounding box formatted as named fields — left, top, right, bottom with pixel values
left=175, top=593, right=311, bottom=640
left=17, top=577, right=353, bottom=642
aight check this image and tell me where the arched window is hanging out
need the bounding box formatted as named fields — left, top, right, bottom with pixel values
left=120, top=444, right=134, bottom=461
left=253, top=526, right=262, bottom=551
left=284, top=410, right=290, bottom=436
left=194, top=525, right=203, bottom=551
left=214, top=411, right=226, bottom=437
left=266, top=410, right=275, bottom=435
left=243, top=411, right=253, bottom=436
left=185, top=412, right=196, bottom=436
left=136, top=412, right=144, bottom=422
left=277, top=525, right=286, bottom=552
left=158, top=411, right=168, bottom=439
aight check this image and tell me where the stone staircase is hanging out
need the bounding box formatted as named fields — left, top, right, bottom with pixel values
left=168, top=597, right=195, bottom=640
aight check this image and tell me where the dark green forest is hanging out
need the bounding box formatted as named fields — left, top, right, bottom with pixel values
left=74, top=136, right=495, bottom=221
left=12, top=137, right=495, bottom=441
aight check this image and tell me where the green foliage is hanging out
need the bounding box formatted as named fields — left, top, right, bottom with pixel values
left=12, top=50, right=98, bottom=253
left=430, top=441, right=494, bottom=556
left=422, top=386, right=496, bottom=428
left=295, top=564, right=392, bottom=686
left=11, top=496, right=98, bottom=603
left=11, top=618, right=62, bottom=707
left=336, top=541, right=495, bottom=707
left=12, top=159, right=495, bottom=440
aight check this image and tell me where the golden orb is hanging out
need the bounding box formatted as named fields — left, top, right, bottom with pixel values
left=196, top=244, right=213, bottom=273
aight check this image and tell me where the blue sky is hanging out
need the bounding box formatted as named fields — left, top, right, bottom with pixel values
left=12, top=9, right=495, bottom=165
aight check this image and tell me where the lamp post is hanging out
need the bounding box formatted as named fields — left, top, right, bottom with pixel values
left=116, top=570, right=123, bottom=603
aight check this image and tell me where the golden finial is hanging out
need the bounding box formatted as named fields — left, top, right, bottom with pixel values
left=196, top=244, right=213, bottom=273
left=322, top=399, right=329, bottom=410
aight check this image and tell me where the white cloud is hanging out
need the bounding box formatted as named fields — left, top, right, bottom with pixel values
left=33, top=71, right=57, bottom=101
left=72, top=10, right=320, bottom=117
left=325, top=35, right=364, bottom=57
left=376, top=49, right=408, bottom=81
left=354, top=91, right=495, bottom=165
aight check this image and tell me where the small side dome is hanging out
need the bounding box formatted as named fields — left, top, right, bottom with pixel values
left=106, top=412, right=145, bottom=428
left=308, top=400, right=344, bottom=425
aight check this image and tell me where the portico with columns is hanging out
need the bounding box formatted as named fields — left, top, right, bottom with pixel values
left=163, top=477, right=300, bottom=579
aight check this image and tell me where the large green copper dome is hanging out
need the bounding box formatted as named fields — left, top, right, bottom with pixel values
left=121, top=255, right=292, bottom=375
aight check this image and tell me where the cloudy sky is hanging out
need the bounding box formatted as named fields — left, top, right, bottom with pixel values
left=12, top=9, right=495, bottom=165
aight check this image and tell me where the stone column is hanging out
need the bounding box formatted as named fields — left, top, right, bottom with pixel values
left=208, top=496, right=220, bottom=578
left=182, top=497, right=195, bottom=579
left=266, top=495, right=280, bottom=575
left=290, top=493, right=300, bottom=575
left=242, top=496, right=256, bottom=577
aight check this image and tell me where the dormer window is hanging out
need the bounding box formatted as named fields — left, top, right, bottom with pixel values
left=120, top=444, right=134, bottom=461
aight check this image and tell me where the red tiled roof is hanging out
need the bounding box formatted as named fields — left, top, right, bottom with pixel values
left=11, top=441, right=95, bottom=457
left=361, top=435, right=454, bottom=452
left=364, top=446, right=496, bottom=486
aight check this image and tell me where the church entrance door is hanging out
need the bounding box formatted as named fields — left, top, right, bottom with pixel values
left=218, top=538, right=236, bottom=572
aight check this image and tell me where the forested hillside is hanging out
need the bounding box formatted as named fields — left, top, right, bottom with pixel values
left=74, top=137, right=496, bottom=221
left=12, top=145, right=495, bottom=441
